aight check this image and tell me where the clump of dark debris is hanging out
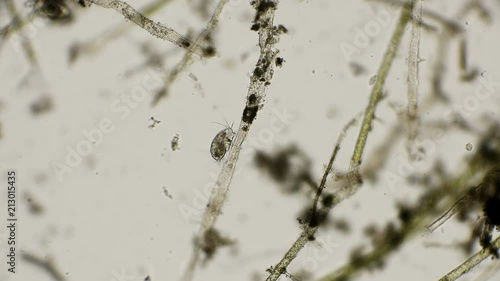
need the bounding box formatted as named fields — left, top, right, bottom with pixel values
left=197, top=227, right=235, bottom=263
left=171, top=134, right=180, bottom=151
left=254, top=145, right=312, bottom=194
left=30, top=95, right=53, bottom=115
left=32, top=0, right=75, bottom=23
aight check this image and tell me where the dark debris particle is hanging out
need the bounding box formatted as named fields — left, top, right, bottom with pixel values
left=383, top=223, right=404, bottom=247
left=203, top=46, right=216, bottom=57
left=68, top=44, right=81, bottom=64
left=242, top=105, right=258, bottom=124
left=397, top=204, right=413, bottom=225
left=297, top=206, right=329, bottom=228
left=349, top=247, right=366, bottom=268
left=248, top=94, right=258, bottom=105
left=275, top=57, right=284, bottom=67
left=481, top=167, right=500, bottom=226
left=162, top=186, right=173, bottom=199
left=332, top=218, right=351, bottom=234
left=250, top=23, right=260, bottom=31
left=308, top=209, right=328, bottom=228
left=321, top=193, right=334, bottom=208
left=277, top=24, right=288, bottom=34
left=255, top=150, right=289, bottom=182
left=485, top=198, right=500, bottom=226
left=251, top=0, right=277, bottom=22
left=253, top=67, right=265, bottom=78
left=24, top=193, right=44, bottom=215
left=476, top=131, right=500, bottom=164
left=199, top=228, right=235, bottom=261
left=148, top=116, right=161, bottom=128
left=254, top=145, right=312, bottom=194
left=181, top=39, right=191, bottom=48
left=349, top=62, right=367, bottom=76
left=171, top=134, right=180, bottom=151
left=30, top=95, right=53, bottom=115
left=256, top=0, right=277, bottom=12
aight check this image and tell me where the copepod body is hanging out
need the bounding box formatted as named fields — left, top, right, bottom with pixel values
left=210, top=125, right=234, bottom=161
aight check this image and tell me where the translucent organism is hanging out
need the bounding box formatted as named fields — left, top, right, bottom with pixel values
left=210, top=123, right=234, bottom=162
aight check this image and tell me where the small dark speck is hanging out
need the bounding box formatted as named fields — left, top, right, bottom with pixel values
left=253, top=67, right=265, bottom=78
left=275, top=57, right=284, bottom=67
left=171, top=134, right=180, bottom=151
left=466, top=143, right=473, bottom=151
left=148, top=117, right=161, bottom=128
left=277, top=24, right=288, bottom=34
left=203, top=46, right=216, bottom=57
left=31, top=95, right=53, bottom=115
left=248, top=94, right=257, bottom=104
left=24, top=193, right=44, bottom=214
left=162, top=186, right=173, bottom=199
left=349, top=62, right=367, bottom=76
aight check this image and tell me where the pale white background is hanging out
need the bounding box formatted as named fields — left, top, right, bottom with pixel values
left=1, top=0, right=500, bottom=281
